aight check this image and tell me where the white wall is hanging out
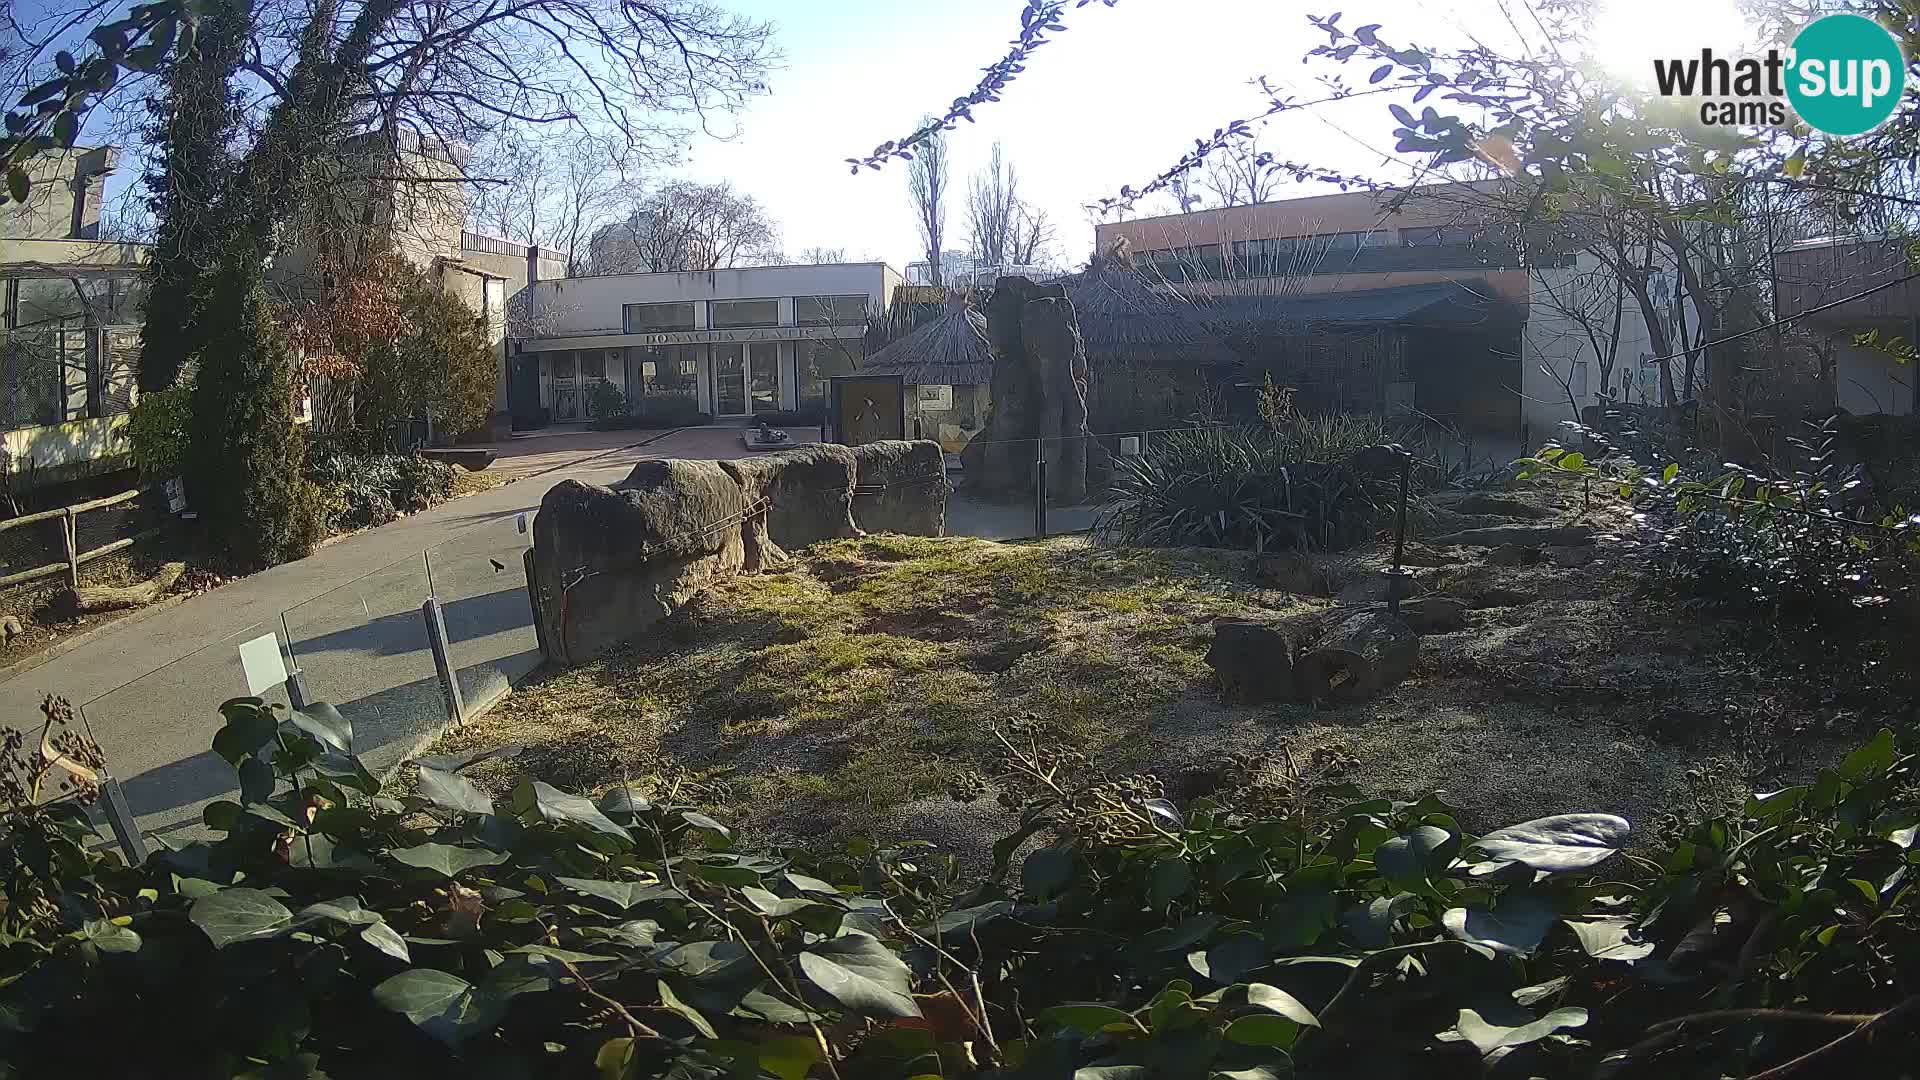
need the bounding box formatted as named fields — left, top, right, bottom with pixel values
left=1520, top=252, right=1681, bottom=443
left=521, top=263, right=897, bottom=338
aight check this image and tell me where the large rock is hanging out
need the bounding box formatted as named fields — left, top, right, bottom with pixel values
left=722, top=443, right=861, bottom=551
left=852, top=440, right=949, bottom=536
left=532, top=459, right=774, bottom=667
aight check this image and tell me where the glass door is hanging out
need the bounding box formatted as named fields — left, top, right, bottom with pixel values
left=550, top=351, right=580, bottom=422
left=712, top=344, right=747, bottom=416
left=748, top=342, right=780, bottom=414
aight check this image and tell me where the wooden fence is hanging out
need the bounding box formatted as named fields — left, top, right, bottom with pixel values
left=0, top=488, right=154, bottom=590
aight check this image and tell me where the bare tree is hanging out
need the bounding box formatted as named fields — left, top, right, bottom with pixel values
left=1200, top=134, right=1280, bottom=207
left=587, top=179, right=781, bottom=273
left=906, top=116, right=949, bottom=285
left=968, top=141, right=1052, bottom=267
left=799, top=245, right=847, bottom=264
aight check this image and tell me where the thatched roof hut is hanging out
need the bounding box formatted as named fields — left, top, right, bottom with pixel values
left=1055, top=254, right=1237, bottom=369
left=860, top=292, right=993, bottom=386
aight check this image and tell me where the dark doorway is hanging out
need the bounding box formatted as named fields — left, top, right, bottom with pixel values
left=509, top=352, right=544, bottom=431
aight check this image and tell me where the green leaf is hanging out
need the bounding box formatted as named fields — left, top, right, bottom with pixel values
left=687, top=860, right=762, bottom=886
left=656, top=979, right=716, bottom=1038
left=1563, top=917, right=1655, bottom=962
left=680, top=810, right=733, bottom=839
left=1839, top=729, right=1895, bottom=780
left=190, top=888, right=294, bottom=948
left=1471, top=814, right=1629, bottom=875
left=372, top=969, right=493, bottom=1047
left=786, top=872, right=840, bottom=894
left=798, top=931, right=922, bottom=1018
left=1022, top=845, right=1077, bottom=899
left=1150, top=856, right=1192, bottom=906
left=1245, top=983, right=1320, bottom=1027
left=297, top=897, right=381, bottom=927
left=1141, top=914, right=1222, bottom=953
left=287, top=703, right=351, bottom=754
left=556, top=876, right=668, bottom=911
left=1187, top=934, right=1267, bottom=984
left=1661, top=463, right=1680, bottom=484
left=595, top=1038, right=634, bottom=1080
left=1376, top=825, right=1456, bottom=882
left=1443, top=891, right=1557, bottom=957
left=660, top=940, right=755, bottom=985
left=83, top=918, right=141, bottom=954
left=389, top=842, right=509, bottom=879
left=1044, top=1003, right=1135, bottom=1033
left=531, top=781, right=629, bottom=837
left=758, top=1035, right=822, bottom=1080
left=1512, top=976, right=1570, bottom=1006
left=360, top=920, right=410, bottom=962
left=417, top=765, right=493, bottom=815
left=1074, top=1068, right=1150, bottom=1080
left=1452, top=1006, right=1588, bottom=1061
left=1745, top=786, right=1808, bottom=818
left=1224, top=1013, right=1301, bottom=1048
left=1557, top=452, right=1586, bottom=470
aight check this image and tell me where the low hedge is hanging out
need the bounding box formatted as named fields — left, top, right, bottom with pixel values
left=589, top=394, right=711, bottom=431
left=3, top=695, right=1916, bottom=1078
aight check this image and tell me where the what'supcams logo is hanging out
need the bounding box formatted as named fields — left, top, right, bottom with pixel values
left=1649, top=13, right=1905, bottom=136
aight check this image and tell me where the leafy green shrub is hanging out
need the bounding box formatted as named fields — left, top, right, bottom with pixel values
left=1100, top=426, right=1391, bottom=551
left=305, top=451, right=457, bottom=529
left=125, top=384, right=192, bottom=480
left=589, top=393, right=709, bottom=431
left=587, top=380, right=627, bottom=420
left=3, top=697, right=1918, bottom=1078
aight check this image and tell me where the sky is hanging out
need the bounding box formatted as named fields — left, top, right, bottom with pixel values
left=62, top=0, right=1754, bottom=269
left=674, top=0, right=1749, bottom=272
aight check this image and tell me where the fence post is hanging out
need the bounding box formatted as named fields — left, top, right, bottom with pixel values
left=1033, top=440, right=1048, bottom=538
left=61, top=508, right=77, bottom=588
left=98, top=774, right=147, bottom=865
left=421, top=597, right=465, bottom=726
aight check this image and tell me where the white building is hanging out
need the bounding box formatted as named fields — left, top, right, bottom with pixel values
left=510, top=263, right=903, bottom=425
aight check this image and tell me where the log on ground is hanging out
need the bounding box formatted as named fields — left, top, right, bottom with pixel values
left=1296, top=610, right=1418, bottom=703
left=61, top=562, right=186, bottom=615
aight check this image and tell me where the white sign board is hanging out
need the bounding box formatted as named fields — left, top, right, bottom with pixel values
left=164, top=476, right=187, bottom=514
left=916, top=384, right=954, bottom=411
left=516, top=512, right=528, bottom=535
left=238, top=633, right=289, bottom=697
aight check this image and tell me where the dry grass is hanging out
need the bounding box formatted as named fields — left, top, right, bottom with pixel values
left=425, top=486, right=1862, bottom=863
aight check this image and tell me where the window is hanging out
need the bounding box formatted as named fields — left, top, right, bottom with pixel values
left=1322, top=230, right=1383, bottom=254
left=1231, top=238, right=1300, bottom=277
left=624, top=302, right=695, bottom=333
left=1400, top=225, right=1482, bottom=247
left=578, top=350, right=609, bottom=381
left=633, top=344, right=700, bottom=400
left=710, top=298, right=779, bottom=328
left=795, top=295, right=869, bottom=325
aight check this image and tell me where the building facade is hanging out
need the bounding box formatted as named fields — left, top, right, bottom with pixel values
left=0, top=147, right=150, bottom=487
left=1093, top=181, right=1699, bottom=441
left=1775, top=237, right=1917, bottom=416
left=509, top=264, right=902, bottom=427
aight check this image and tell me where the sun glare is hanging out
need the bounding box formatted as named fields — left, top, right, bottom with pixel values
left=1587, top=0, right=1757, bottom=87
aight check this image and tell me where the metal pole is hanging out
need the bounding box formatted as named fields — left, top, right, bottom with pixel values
left=1033, top=440, right=1048, bottom=538
left=422, top=597, right=465, bottom=725
left=99, top=774, right=147, bottom=865
left=1386, top=451, right=1413, bottom=614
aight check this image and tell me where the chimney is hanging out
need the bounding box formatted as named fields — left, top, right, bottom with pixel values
left=527, top=243, right=540, bottom=286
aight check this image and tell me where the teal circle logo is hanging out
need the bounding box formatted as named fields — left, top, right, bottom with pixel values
left=1787, top=14, right=1906, bottom=136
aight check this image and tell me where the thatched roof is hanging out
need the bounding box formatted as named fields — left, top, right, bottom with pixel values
left=1055, top=255, right=1237, bottom=368
left=861, top=292, right=993, bottom=386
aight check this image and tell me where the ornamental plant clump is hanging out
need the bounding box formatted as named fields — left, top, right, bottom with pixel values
left=0, top=700, right=1916, bottom=1077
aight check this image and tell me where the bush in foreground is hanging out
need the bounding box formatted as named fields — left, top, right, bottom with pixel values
left=1, top=698, right=1916, bottom=1078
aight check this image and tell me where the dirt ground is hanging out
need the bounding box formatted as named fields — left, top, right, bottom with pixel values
left=421, top=476, right=1874, bottom=865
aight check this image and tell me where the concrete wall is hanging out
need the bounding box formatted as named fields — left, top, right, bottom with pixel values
left=1834, top=332, right=1916, bottom=415
left=0, top=148, right=115, bottom=242
left=1, top=414, right=131, bottom=485
left=522, top=263, right=898, bottom=338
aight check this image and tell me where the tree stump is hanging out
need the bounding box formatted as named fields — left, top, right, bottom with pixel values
left=1296, top=610, right=1418, bottom=703
left=1205, top=619, right=1298, bottom=703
